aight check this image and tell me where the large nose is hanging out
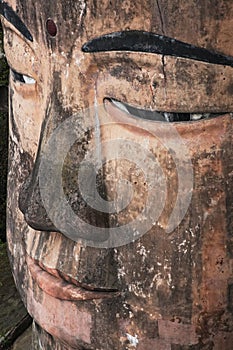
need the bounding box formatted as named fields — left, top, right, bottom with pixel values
left=18, top=69, right=110, bottom=242
left=19, top=168, right=109, bottom=236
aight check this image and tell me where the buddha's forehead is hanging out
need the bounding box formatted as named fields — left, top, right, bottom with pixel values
left=3, top=0, right=233, bottom=113
left=8, top=0, right=154, bottom=48
left=6, top=0, right=233, bottom=56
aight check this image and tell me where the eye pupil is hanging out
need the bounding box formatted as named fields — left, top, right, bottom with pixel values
left=46, top=19, right=57, bottom=37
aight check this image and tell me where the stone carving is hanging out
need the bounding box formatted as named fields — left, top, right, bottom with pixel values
left=1, top=0, right=233, bottom=349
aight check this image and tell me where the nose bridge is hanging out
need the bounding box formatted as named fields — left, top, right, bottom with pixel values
left=18, top=97, right=62, bottom=232
left=38, top=50, right=94, bottom=156
left=53, top=44, right=96, bottom=113
left=17, top=70, right=71, bottom=231
left=18, top=71, right=109, bottom=238
left=18, top=39, right=97, bottom=232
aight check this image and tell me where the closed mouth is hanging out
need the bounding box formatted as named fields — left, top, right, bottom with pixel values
left=106, top=98, right=225, bottom=122
left=27, top=255, right=120, bottom=301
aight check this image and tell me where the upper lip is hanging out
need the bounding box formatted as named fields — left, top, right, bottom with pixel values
left=27, top=255, right=120, bottom=301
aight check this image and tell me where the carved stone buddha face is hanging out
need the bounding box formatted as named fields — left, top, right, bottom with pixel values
left=1, top=0, right=233, bottom=348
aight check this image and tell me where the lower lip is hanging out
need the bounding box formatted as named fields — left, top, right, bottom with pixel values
left=26, top=255, right=120, bottom=301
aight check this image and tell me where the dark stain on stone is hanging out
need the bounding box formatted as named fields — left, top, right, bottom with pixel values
left=228, top=284, right=233, bottom=313
left=171, top=344, right=201, bottom=349
left=108, top=60, right=142, bottom=82
left=90, top=296, right=122, bottom=349
left=9, top=88, right=20, bottom=142
left=196, top=309, right=225, bottom=347
left=135, top=310, right=159, bottom=338
left=222, top=134, right=233, bottom=257
left=227, top=82, right=233, bottom=95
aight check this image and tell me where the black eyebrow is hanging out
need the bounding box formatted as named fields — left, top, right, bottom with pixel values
left=0, top=1, right=33, bottom=42
left=82, top=30, right=233, bottom=68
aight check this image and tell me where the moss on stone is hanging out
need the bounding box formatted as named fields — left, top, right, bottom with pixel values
left=0, top=110, right=8, bottom=242
left=0, top=23, right=9, bottom=87
left=0, top=23, right=8, bottom=242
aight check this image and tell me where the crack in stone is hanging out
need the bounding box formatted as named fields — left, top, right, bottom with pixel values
left=161, top=55, right=167, bottom=95
left=156, top=0, right=165, bottom=35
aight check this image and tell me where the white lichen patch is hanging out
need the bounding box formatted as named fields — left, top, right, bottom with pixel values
left=79, top=0, right=86, bottom=22
left=128, top=282, right=147, bottom=298
left=126, top=333, right=139, bottom=347
left=136, top=244, right=148, bottom=262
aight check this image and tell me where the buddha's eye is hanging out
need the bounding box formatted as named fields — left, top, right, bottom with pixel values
left=109, top=98, right=223, bottom=123
left=11, top=69, right=36, bottom=85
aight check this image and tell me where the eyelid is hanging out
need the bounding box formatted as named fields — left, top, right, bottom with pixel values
left=108, top=98, right=223, bottom=123
left=2, top=24, right=37, bottom=84
left=1, top=17, right=34, bottom=50
left=11, top=68, right=36, bottom=85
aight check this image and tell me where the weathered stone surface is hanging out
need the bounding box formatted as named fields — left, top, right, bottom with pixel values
left=0, top=109, right=8, bottom=243
left=0, top=23, right=8, bottom=243
left=158, top=319, right=198, bottom=345
left=0, top=23, right=8, bottom=88
left=1, top=0, right=233, bottom=349
left=11, top=326, right=32, bottom=350
left=0, top=243, right=32, bottom=349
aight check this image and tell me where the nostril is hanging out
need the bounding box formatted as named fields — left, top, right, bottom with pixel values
left=18, top=175, right=32, bottom=214
left=18, top=175, right=58, bottom=232
left=24, top=210, right=58, bottom=232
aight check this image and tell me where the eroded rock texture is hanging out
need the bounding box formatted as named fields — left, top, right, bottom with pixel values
left=1, top=0, right=233, bottom=349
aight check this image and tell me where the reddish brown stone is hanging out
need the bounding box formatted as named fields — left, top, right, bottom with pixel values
left=138, top=338, right=171, bottom=350
left=158, top=320, right=199, bottom=346
left=2, top=0, right=233, bottom=348
left=213, top=332, right=233, bottom=350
